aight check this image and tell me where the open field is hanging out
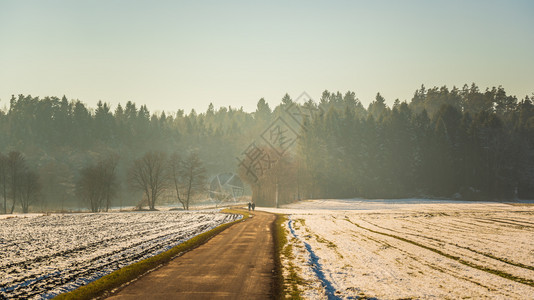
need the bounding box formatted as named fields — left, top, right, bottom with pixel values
left=261, top=199, right=534, bottom=299
left=0, top=210, right=240, bottom=299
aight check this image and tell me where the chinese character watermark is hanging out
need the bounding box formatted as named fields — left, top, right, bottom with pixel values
left=237, top=91, right=323, bottom=183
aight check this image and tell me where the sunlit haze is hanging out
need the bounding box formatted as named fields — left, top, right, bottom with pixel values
left=1, top=0, right=533, bottom=113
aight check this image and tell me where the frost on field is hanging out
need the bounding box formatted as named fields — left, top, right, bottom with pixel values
left=0, top=211, right=239, bottom=299
left=263, top=199, right=534, bottom=299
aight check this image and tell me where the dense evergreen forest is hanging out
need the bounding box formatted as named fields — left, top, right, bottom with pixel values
left=0, top=83, right=533, bottom=212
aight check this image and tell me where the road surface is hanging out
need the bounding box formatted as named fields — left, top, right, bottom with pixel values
left=107, top=210, right=276, bottom=300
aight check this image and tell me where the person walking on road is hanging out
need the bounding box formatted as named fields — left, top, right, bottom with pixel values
left=248, top=202, right=251, bottom=211
left=252, top=202, right=255, bottom=211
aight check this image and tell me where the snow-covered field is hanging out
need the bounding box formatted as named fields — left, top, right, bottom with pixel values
left=0, top=210, right=240, bottom=299
left=260, top=199, right=534, bottom=299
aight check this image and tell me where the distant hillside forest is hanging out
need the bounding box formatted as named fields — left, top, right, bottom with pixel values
left=1, top=83, right=533, bottom=211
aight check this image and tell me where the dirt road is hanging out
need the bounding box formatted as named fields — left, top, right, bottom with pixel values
left=107, top=210, right=276, bottom=300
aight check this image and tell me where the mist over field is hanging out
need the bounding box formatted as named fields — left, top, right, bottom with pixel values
left=0, top=86, right=533, bottom=213
left=1, top=1, right=533, bottom=299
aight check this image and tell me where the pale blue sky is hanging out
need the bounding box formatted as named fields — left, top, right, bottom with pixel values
left=1, top=0, right=533, bottom=113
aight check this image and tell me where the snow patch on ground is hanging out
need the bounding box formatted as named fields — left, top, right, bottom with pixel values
left=259, top=199, right=534, bottom=299
left=0, top=210, right=240, bottom=299
left=287, top=217, right=340, bottom=299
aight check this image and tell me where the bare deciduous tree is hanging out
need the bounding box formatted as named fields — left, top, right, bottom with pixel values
left=7, top=151, right=26, bottom=214
left=101, top=154, right=119, bottom=211
left=169, top=152, right=206, bottom=210
left=168, top=152, right=184, bottom=208
left=129, top=151, right=168, bottom=210
left=0, top=154, right=7, bottom=214
left=239, top=146, right=296, bottom=207
left=19, top=170, right=41, bottom=213
left=76, top=155, right=119, bottom=212
left=77, top=164, right=104, bottom=212
left=39, top=161, right=75, bottom=212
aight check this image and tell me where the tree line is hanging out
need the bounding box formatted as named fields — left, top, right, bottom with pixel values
left=0, top=94, right=254, bottom=212
left=0, top=83, right=532, bottom=212
left=247, top=84, right=534, bottom=205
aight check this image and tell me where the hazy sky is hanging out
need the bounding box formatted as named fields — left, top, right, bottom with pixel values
left=1, top=0, right=533, bottom=113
